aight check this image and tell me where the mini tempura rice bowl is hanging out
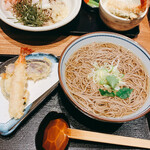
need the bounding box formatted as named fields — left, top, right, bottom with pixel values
left=99, top=0, right=149, bottom=31
left=58, top=32, right=150, bottom=123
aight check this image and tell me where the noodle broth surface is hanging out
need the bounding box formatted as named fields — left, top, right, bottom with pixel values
left=65, top=42, right=149, bottom=118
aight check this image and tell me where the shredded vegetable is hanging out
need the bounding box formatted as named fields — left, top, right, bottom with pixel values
left=88, top=62, right=125, bottom=90
left=13, top=0, right=49, bottom=27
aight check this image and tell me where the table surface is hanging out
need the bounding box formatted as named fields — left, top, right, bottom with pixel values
left=0, top=4, right=150, bottom=150
left=0, top=14, right=150, bottom=56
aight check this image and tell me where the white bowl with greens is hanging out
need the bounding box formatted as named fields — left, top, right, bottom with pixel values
left=0, top=0, right=81, bottom=31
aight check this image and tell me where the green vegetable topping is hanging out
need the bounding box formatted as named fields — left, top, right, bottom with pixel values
left=116, top=88, right=133, bottom=99
left=13, top=0, right=49, bottom=27
left=88, top=61, right=133, bottom=99
left=99, top=88, right=133, bottom=99
left=106, top=75, right=119, bottom=89
left=87, top=0, right=99, bottom=7
left=99, top=89, right=115, bottom=97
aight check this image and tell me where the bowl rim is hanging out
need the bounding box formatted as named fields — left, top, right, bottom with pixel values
left=58, top=31, right=150, bottom=123
left=0, top=0, right=82, bottom=32
left=99, top=0, right=149, bottom=21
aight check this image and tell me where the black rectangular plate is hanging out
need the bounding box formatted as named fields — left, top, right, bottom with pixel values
left=61, top=2, right=139, bottom=38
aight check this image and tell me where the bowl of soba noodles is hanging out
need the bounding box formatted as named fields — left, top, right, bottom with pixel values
left=58, top=32, right=150, bottom=123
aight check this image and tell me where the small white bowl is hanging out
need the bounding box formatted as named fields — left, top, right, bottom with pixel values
left=99, top=0, right=149, bottom=31
left=0, top=0, right=82, bottom=32
left=59, top=32, right=150, bottom=123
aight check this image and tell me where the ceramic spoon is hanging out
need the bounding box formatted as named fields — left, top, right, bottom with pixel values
left=42, top=118, right=150, bottom=150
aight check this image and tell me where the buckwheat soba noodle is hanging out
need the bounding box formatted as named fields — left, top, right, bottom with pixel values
left=65, top=42, right=149, bottom=118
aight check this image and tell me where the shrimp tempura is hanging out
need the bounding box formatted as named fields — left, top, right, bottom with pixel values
left=9, top=47, right=33, bottom=119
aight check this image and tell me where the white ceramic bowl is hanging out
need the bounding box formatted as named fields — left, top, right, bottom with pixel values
left=59, top=32, right=150, bottom=123
left=99, top=0, right=148, bottom=31
left=0, top=0, right=81, bottom=32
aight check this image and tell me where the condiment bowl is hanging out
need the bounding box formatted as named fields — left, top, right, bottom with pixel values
left=58, top=32, right=150, bottom=123
left=99, top=0, right=149, bottom=31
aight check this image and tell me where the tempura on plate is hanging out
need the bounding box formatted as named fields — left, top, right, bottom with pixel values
left=0, top=47, right=52, bottom=119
